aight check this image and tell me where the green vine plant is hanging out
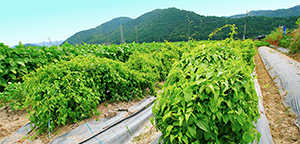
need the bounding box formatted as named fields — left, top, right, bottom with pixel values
left=208, top=24, right=238, bottom=40
left=152, top=40, right=260, bottom=143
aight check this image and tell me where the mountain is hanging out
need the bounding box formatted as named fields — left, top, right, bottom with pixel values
left=104, top=8, right=218, bottom=44
left=63, top=17, right=132, bottom=45
left=12, top=40, right=64, bottom=48
left=64, top=7, right=299, bottom=45
left=229, top=5, right=300, bottom=18
left=31, top=40, right=64, bottom=47
left=24, top=43, right=40, bottom=47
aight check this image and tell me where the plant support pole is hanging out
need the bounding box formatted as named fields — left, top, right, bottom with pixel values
left=243, top=10, right=248, bottom=40
left=78, top=34, right=81, bottom=45
left=106, top=31, right=109, bottom=44
left=48, top=37, right=51, bottom=46
left=188, top=16, right=190, bottom=42
left=120, top=24, right=124, bottom=44
left=48, top=107, right=51, bottom=140
left=49, top=89, right=58, bottom=140
left=135, top=25, right=138, bottom=43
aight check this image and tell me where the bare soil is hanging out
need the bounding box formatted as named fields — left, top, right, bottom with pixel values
left=131, top=122, right=161, bottom=144
left=254, top=53, right=300, bottom=143
left=0, top=96, right=150, bottom=143
left=0, top=106, right=29, bottom=143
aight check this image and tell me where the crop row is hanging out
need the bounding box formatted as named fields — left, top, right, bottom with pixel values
left=0, top=38, right=261, bottom=143
left=153, top=39, right=261, bottom=143
left=0, top=40, right=203, bottom=133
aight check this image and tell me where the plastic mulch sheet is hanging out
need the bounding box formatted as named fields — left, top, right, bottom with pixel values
left=258, top=46, right=300, bottom=126
left=50, top=96, right=155, bottom=144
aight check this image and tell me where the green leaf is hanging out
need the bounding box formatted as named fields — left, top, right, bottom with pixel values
left=223, top=114, right=230, bottom=124
left=192, top=141, right=201, bottom=144
left=216, top=111, right=222, bottom=120
left=178, top=132, right=183, bottom=143
left=186, top=130, right=192, bottom=138
left=181, top=97, right=186, bottom=108
left=150, top=117, right=154, bottom=125
left=179, top=116, right=184, bottom=126
left=10, top=68, right=17, bottom=74
left=165, top=125, right=173, bottom=137
left=170, top=134, right=175, bottom=143
left=19, top=68, right=28, bottom=73
left=195, top=119, right=209, bottom=132
left=162, top=111, right=171, bottom=121
left=184, top=91, right=192, bottom=102
left=206, top=71, right=213, bottom=79
left=187, top=125, right=197, bottom=138
left=198, top=85, right=206, bottom=95
left=236, top=115, right=244, bottom=126
left=242, top=132, right=254, bottom=143
left=185, top=113, right=190, bottom=123
left=222, top=81, right=229, bottom=94
left=0, top=55, right=4, bottom=60
left=17, top=61, right=25, bottom=67
left=182, top=135, right=188, bottom=144
left=217, top=71, right=223, bottom=77
left=195, top=79, right=206, bottom=85
left=204, top=132, right=212, bottom=140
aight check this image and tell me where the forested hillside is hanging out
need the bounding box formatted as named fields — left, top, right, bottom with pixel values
left=63, top=17, right=132, bottom=45
left=65, top=8, right=299, bottom=45
left=229, top=4, right=300, bottom=18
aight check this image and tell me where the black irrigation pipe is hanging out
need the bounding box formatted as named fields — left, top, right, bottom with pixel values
left=78, top=98, right=156, bottom=144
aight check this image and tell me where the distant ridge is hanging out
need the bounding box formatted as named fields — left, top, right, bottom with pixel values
left=63, top=17, right=132, bottom=45
left=228, top=4, right=300, bottom=18
left=12, top=40, right=64, bottom=48
left=64, top=6, right=300, bottom=45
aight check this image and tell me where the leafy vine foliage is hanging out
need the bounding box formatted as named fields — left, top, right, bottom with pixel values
left=1, top=33, right=262, bottom=142
left=152, top=39, right=260, bottom=143
left=23, top=55, right=154, bottom=133
left=0, top=41, right=192, bottom=133
left=0, top=42, right=159, bottom=109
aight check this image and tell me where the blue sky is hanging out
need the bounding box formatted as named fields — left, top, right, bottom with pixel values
left=0, top=0, right=299, bottom=46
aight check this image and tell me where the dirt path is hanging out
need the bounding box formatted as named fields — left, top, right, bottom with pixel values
left=254, top=53, right=300, bottom=143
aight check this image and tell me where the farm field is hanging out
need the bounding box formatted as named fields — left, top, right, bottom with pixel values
left=0, top=38, right=299, bottom=143
left=1, top=1, right=300, bottom=143
left=0, top=40, right=200, bottom=143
